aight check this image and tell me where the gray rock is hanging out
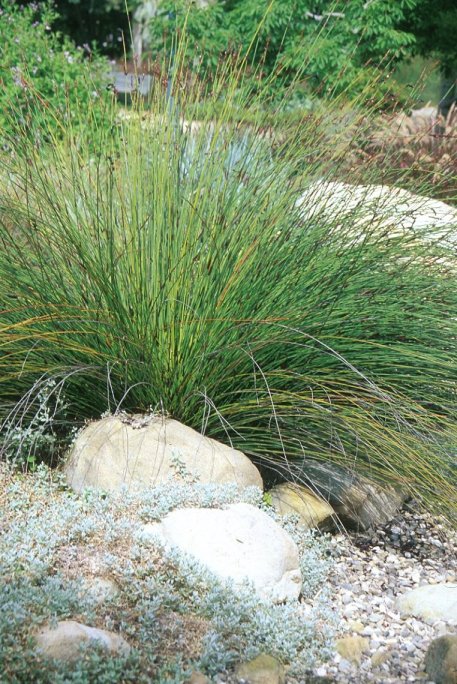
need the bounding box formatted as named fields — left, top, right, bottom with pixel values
left=64, top=414, right=263, bottom=493
left=140, top=503, right=302, bottom=603
left=397, top=583, right=457, bottom=623
left=296, top=460, right=405, bottom=531
left=424, top=635, right=457, bottom=684
left=34, top=620, right=130, bottom=662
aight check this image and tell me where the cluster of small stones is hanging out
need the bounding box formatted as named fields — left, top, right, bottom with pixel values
left=305, top=503, right=457, bottom=684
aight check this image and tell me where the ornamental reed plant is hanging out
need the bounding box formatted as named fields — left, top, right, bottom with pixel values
left=0, top=15, right=456, bottom=521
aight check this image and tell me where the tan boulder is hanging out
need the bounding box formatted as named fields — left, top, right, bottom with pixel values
left=268, top=482, right=334, bottom=530
left=64, top=414, right=263, bottom=493
left=35, top=620, right=130, bottom=662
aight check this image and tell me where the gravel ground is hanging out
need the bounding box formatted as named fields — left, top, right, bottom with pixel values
left=307, top=503, right=457, bottom=683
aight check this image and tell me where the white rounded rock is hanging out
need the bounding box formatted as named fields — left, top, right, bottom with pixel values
left=397, top=583, right=457, bottom=623
left=140, top=503, right=302, bottom=603
left=296, top=180, right=457, bottom=248
left=64, top=414, right=263, bottom=493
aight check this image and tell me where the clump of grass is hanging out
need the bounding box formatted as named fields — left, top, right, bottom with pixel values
left=0, top=36, right=456, bottom=520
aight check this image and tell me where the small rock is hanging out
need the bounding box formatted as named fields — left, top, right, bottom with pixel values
left=338, top=659, right=353, bottom=673
left=188, top=672, right=211, bottom=684
left=398, top=583, right=457, bottom=622
left=268, top=483, right=335, bottom=531
left=342, top=603, right=359, bottom=618
left=314, top=666, right=329, bottom=677
left=336, top=636, right=370, bottom=665
left=235, top=653, right=286, bottom=684
left=34, top=620, right=130, bottom=662
left=404, top=641, right=416, bottom=654
left=424, top=635, right=457, bottom=684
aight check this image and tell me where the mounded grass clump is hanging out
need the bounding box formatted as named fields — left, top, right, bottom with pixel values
left=0, top=39, right=456, bottom=519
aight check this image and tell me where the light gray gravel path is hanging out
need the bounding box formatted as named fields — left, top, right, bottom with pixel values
left=307, top=505, right=457, bottom=683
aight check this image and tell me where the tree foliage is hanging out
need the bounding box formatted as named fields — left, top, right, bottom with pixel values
left=402, top=0, right=457, bottom=75
left=52, top=0, right=130, bottom=53
left=0, top=1, right=110, bottom=141
left=144, top=0, right=419, bottom=100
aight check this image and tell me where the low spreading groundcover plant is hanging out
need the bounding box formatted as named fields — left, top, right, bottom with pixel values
left=0, top=465, right=335, bottom=682
left=0, top=31, right=456, bottom=520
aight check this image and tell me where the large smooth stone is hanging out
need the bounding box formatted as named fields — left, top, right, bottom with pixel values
left=35, top=620, right=130, bottom=662
left=140, top=503, right=302, bottom=603
left=64, top=414, right=262, bottom=493
left=296, top=180, right=457, bottom=246
left=268, top=482, right=335, bottom=531
left=398, top=584, right=457, bottom=623
left=424, top=635, right=457, bottom=684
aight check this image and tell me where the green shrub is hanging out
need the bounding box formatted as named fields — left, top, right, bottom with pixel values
left=0, top=39, right=456, bottom=519
left=0, top=0, right=111, bottom=142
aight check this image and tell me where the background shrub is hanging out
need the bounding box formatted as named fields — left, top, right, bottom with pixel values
left=0, top=0, right=111, bottom=143
left=144, top=0, right=417, bottom=103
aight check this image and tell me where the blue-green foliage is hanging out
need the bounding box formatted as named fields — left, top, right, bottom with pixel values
left=0, top=466, right=335, bottom=681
